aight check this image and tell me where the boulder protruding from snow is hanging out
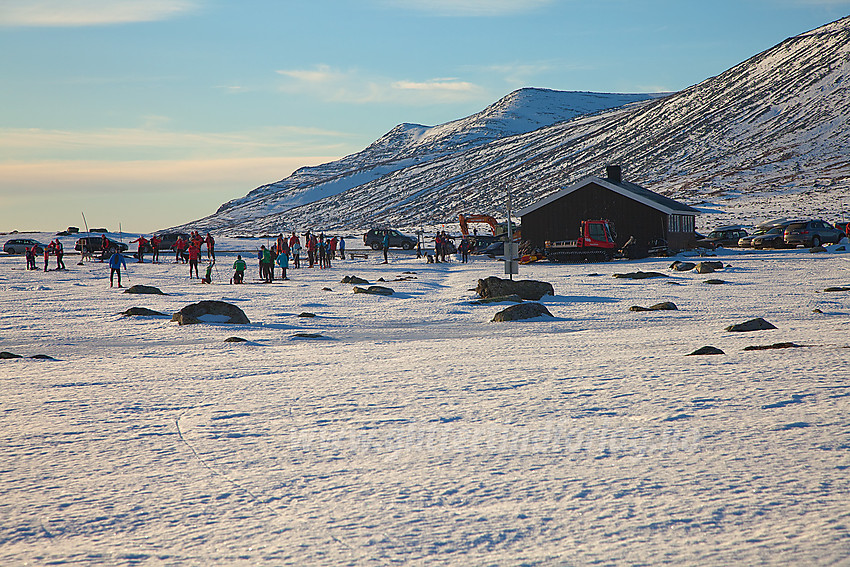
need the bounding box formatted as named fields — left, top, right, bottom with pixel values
left=476, top=277, right=554, bottom=301
left=491, top=302, right=553, bottom=322
left=341, top=275, right=370, bottom=285
left=172, top=300, right=250, bottom=326
left=124, top=285, right=166, bottom=295
left=122, top=307, right=168, bottom=317
left=353, top=285, right=394, bottom=296
left=697, top=261, right=724, bottom=273
left=687, top=346, right=725, bottom=356
left=629, top=302, right=678, bottom=312
left=612, top=271, right=668, bottom=280
left=725, top=318, right=777, bottom=332
left=670, top=261, right=696, bottom=272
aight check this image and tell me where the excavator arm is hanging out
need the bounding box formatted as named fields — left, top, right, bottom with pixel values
left=458, top=214, right=499, bottom=237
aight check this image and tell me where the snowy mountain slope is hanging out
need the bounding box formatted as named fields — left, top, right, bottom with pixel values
left=180, top=16, right=850, bottom=235
left=179, top=89, right=657, bottom=231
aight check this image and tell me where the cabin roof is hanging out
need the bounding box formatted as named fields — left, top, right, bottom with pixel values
left=517, top=176, right=700, bottom=217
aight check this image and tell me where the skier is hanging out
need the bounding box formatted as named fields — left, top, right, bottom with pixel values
left=338, top=236, right=345, bottom=260
left=99, top=234, right=109, bottom=262
left=276, top=247, right=290, bottom=280
left=205, top=232, right=215, bottom=262
left=174, top=236, right=187, bottom=263
left=459, top=237, right=470, bottom=263
left=150, top=234, right=161, bottom=263
left=109, top=249, right=127, bottom=287
left=188, top=241, right=201, bottom=279
left=200, top=262, right=213, bottom=284
left=130, top=235, right=148, bottom=263
left=290, top=232, right=301, bottom=268
left=232, top=255, right=246, bottom=284
left=259, top=245, right=272, bottom=282
left=306, top=232, right=317, bottom=268
left=317, top=234, right=327, bottom=268
left=25, top=245, right=36, bottom=270
left=54, top=239, right=65, bottom=270
left=43, top=242, right=52, bottom=272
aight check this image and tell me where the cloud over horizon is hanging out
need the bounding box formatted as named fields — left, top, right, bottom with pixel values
left=378, top=0, right=555, bottom=17
left=276, top=65, right=486, bottom=105
left=0, top=0, right=197, bottom=27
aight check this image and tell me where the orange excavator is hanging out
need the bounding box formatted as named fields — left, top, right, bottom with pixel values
left=458, top=214, right=500, bottom=237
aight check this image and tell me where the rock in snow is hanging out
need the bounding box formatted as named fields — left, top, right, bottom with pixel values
left=476, top=277, right=554, bottom=301
left=172, top=300, right=250, bottom=325
left=123, top=284, right=166, bottom=295
left=725, top=318, right=777, bottom=332
left=491, top=302, right=553, bottom=322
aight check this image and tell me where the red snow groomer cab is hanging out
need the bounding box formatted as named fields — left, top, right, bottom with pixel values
left=544, top=219, right=619, bottom=262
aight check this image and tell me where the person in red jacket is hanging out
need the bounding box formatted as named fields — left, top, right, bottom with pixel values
left=188, top=242, right=201, bottom=279
left=130, top=235, right=148, bottom=263
left=99, top=234, right=109, bottom=262
left=43, top=242, right=52, bottom=272
left=150, top=235, right=161, bottom=263
left=174, top=236, right=187, bottom=263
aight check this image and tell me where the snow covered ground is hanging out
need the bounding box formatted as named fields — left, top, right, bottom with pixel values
left=2, top=238, right=850, bottom=565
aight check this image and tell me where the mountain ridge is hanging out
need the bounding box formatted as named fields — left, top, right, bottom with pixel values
left=173, top=15, right=850, bottom=234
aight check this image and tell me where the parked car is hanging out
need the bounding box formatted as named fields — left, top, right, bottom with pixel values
left=783, top=220, right=843, bottom=248
left=154, top=232, right=190, bottom=251
left=696, top=226, right=749, bottom=249
left=74, top=236, right=129, bottom=254
left=752, top=226, right=789, bottom=249
left=4, top=238, right=46, bottom=255
left=363, top=229, right=417, bottom=250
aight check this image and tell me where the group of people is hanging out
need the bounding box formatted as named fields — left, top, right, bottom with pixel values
left=433, top=231, right=457, bottom=263
left=173, top=231, right=215, bottom=266
left=229, top=231, right=347, bottom=284
left=25, top=239, right=65, bottom=271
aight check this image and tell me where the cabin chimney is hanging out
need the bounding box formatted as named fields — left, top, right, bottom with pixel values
left=606, top=165, right=622, bottom=184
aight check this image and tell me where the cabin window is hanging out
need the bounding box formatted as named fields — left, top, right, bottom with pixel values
left=668, top=214, right=694, bottom=233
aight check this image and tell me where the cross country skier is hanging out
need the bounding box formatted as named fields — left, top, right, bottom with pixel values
left=130, top=235, right=148, bottom=263
left=54, top=239, right=65, bottom=270
left=188, top=241, right=201, bottom=279
left=205, top=233, right=215, bottom=262
left=109, top=249, right=127, bottom=287
left=150, top=234, right=161, bottom=263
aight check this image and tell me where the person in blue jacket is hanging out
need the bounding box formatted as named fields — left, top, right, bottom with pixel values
left=109, top=249, right=127, bottom=288
left=276, top=248, right=290, bottom=280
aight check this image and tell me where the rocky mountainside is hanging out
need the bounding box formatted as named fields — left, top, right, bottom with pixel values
left=177, top=89, right=656, bottom=233
left=176, top=16, right=850, bottom=234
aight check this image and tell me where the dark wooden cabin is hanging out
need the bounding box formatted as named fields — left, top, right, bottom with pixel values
left=517, top=166, right=699, bottom=257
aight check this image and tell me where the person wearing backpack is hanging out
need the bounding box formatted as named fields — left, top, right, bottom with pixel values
left=232, top=255, right=246, bottom=284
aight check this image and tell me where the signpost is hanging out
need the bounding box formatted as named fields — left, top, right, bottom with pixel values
left=504, top=182, right=518, bottom=279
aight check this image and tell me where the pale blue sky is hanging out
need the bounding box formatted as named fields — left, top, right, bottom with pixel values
left=2, top=0, right=848, bottom=232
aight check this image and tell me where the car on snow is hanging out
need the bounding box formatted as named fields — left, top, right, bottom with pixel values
left=3, top=238, right=47, bottom=255
left=783, top=220, right=844, bottom=248
left=152, top=232, right=190, bottom=252
left=74, top=236, right=129, bottom=255
left=363, top=229, right=418, bottom=250
left=751, top=226, right=790, bottom=249
left=696, top=226, right=749, bottom=249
